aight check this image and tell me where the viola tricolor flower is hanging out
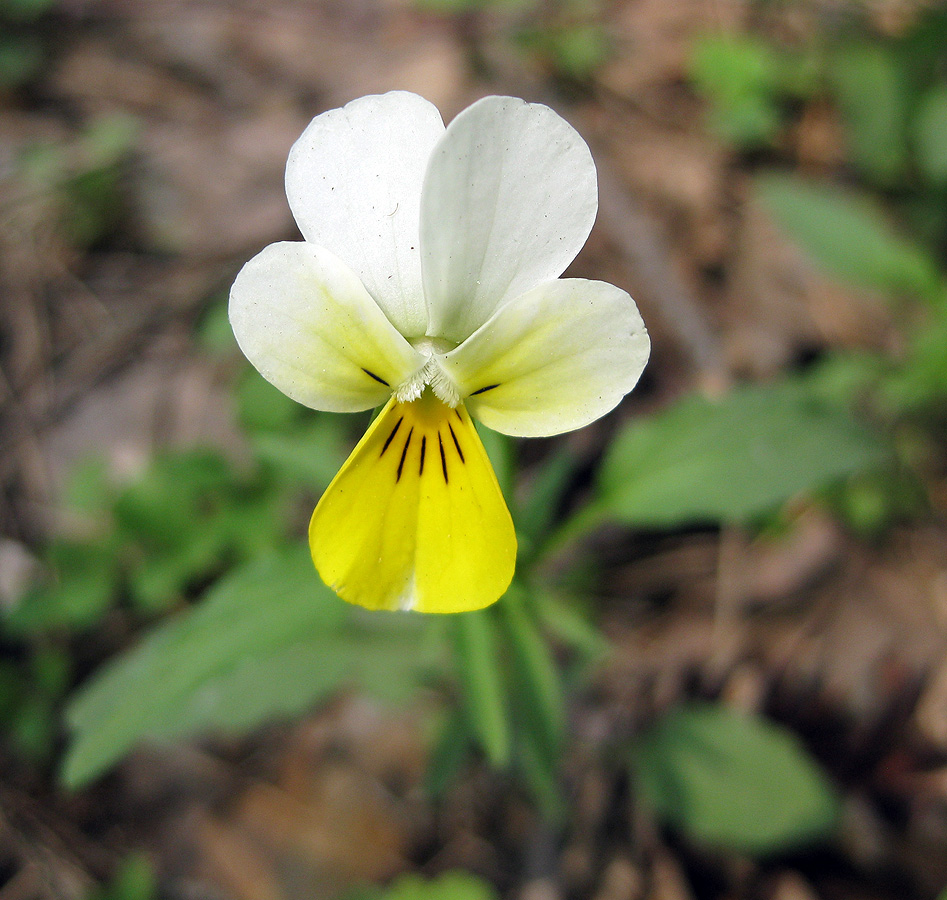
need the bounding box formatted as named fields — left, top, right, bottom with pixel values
left=230, top=91, right=649, bottom=614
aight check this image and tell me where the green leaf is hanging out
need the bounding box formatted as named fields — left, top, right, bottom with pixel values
left=8, top=539, right=120, bottom=633
left=413, top=0, right=531, bottom=13
left=475, top=423, right=515, bottom=501
left=110, top=449, right=289, bottom=610
left=413, top=0, right=483, bottom=13
left=0, top=35, right=43, bottom=87
left=62, top=457, right=113, bottom=516
left=61, top=116, right=137, bottom=248
left=516, top=23, right=610, bottom=82
left=900, top=7, right=947, bottom=85
left=828, top=44, right=907, bottom=185
left=500, top=588, right=565, bottom=759
left=425, top=708, right=471, bottom=799
left=0, top=662, right=22, bottom=720
left=32, top=645, right=72, bottom=696
left=451, top=609, right=510, bottom=768
left=518, top=449, right=576, bottom=551
left=549, top=24, right=610, bottom=80
left=796, top=350, right=888, bottom=408
left=11, top=695, right=57, bottom=761
left=0, top=0, right=57, bottom=22
left=114, top=451, right=232, bottom=544
left=914, top=83, right=947, bottom=187
left=363, top=871, right=499, bottom=900
left=756, top=174, right=940, bottom=300
left=597, top=381, right=888, bottom=528
left=195, top=296, right=237, bottom=355
left=515, top=718, right=566, bottom=823
left=882, top=302, right=947, bottom=412
left=90, top=854, right=156, bottom=900
left=689, top=34, right=786, bottom=148
left=237, top=370, right=307, bottom=433
left=533, top=589, right=608, bottom=663
left=62, top=547, right=434, bottom=788
left=130, top=487, right=286, bottom=611
left=251, top=420, right=349, bottom=490
left=79, top=114, right=138, bottom=169
left=633, top=703, right=840, bottom=855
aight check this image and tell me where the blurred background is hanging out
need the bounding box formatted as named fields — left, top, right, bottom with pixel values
left=2, top=1, right=947, bottom=899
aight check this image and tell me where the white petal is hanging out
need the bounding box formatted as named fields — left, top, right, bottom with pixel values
left=229, top=242, right=424, bottom=413
left=420, top=96, right=598, bottom=344
left=285, top=92, right=445, bottom=338
left=440, top=279, right=650, bottom=437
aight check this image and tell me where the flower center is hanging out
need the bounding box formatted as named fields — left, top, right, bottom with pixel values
left=396, top=336, right=461, bottom=407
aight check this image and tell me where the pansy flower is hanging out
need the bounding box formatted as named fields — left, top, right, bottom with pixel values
left=230, top=91, right=650, bottom=614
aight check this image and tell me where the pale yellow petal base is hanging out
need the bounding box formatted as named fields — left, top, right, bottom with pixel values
left=309, top=391, right=516, bottom=613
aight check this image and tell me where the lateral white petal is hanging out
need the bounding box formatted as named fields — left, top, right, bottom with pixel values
left=285, top=91, right=444, bottom=338
left=440, top=279, right=650, bottom=437
left=229, top=242, right=424, bottom=413
left=420, top=96, right=598, bottom=343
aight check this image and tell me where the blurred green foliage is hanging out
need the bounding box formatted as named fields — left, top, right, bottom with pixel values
left=63, top=546, right=439, bottom=787
left=633, top=704, right=840, bottom=855
left=691, top=7, right=947, bottom=205
left=412, top=0, right=611, bottom=83
left=688, top=9, right=947, bottom=537
left=755, top=174, right=940, bottom=300
left=541, top=378, right=891, bottom=558
left=18, top=114, right=138, bottom=248
left=0, top=0, right=57, bottom=20
left=514, top=18, right=610, bottom=81
left=0, top=0, right=56, bottom=88
left=348, top=871, right=498, bottom=900
left=692, top=8, right=947, bottom=257
left=596, top=381, right=887, bottom=527
left=690, top=33, right=818, bottom=147
left=0, top=36, right=43, bottom=87
left=442, top=583, right=571, bottom=820
left=84, top=855, right=156, bottom=900
left=828, top=42, right=908, bottom=185
left=0, top=644, right=71, bottom=761
left=914, top=83, right=947, bottom=188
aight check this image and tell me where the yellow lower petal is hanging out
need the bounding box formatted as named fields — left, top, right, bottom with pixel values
left=309, top=391, right=517, bottom=613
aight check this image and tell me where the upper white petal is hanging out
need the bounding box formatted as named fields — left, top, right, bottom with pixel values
left=440, top=279, right=650, bottom=437
left=229, top=242, right=424, bottom=413
left=420, top=96, right=598, bottom=344
left=285, top=91, right=445, bottom=338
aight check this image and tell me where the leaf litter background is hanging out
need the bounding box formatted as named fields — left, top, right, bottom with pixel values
left=1, top=1, right=947, bottom=900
